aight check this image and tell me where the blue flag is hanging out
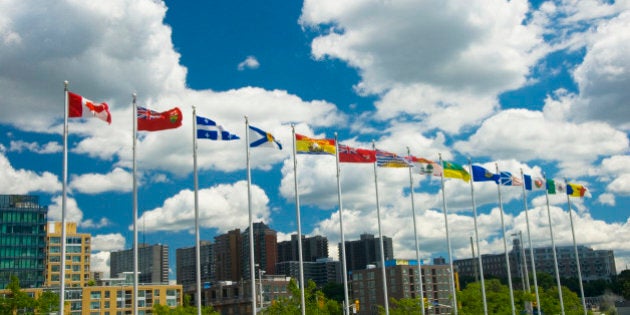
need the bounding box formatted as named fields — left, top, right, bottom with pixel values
left=196, top=116, right=240, bottom=140
left=472, top=165, right=499, bottom=183
left=248, top=125, right=282, bottom=149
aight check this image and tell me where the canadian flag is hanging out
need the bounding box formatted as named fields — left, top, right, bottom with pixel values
left=68, top=91, right=112, bottom=124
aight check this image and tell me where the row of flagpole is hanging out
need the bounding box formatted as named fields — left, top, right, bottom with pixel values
left=61, top=84, right=592, bottom=315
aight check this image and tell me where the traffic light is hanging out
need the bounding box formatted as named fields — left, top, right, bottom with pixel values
left=423, top=297, right=429, bottom=307
left=531, top=293, right=537, bottom=308
left=354, top=299, right=360, bottom=312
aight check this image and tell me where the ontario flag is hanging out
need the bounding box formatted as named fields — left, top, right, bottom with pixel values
left=338, top=144, right=376, bottom=163
left=68, top=91, right=111, bottom=124
left=137, top=106, right=183, bottom=131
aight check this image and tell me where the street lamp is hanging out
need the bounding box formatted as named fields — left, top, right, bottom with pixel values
left=256, top=265, right=265, bottom=311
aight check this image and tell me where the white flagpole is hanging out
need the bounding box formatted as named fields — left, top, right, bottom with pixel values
left=132, top=93, right=139, bottom=315
left=438, top=154, right=458, bottom=315
left=291, top=125, right=307, bottom=315
left=245, top=116, right=257, bottom=314
left=520, top=169, right=540, bottom=315
left=543, top=178, right=565, bottom=315
left=495, top=163, right=515, bottom=315
left=406, top=148, right=425, bottom=315
left=467, top=159, right=488, bottom=315
left=60, top=81, right=69, bottom=314
left=334, top=134, right=350, bottom=315
left=192, top=107, right=202, bottom=315
left=372, top=141, right=389, bottom=315
left=565, top=180, right=587, bottom=315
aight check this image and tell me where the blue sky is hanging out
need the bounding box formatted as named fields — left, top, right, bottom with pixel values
left=1, top=0, right=629, bottom=278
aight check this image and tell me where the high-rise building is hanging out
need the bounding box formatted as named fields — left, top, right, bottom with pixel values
left=176, top=241, right=214, bottom=287
left=339, top=233, right=394, bottom=272
left=0, top=195, right=47, bottom=289
left=277, top=234, right=329, bottom=263
left=241, top=222, right=277, bottom=279
left=110, top=243, right=169, bottom=284
left=350, top=259, right=454, bottom=315
left=214, top=229, right=242, bottom=281
left=45, top=222, right=91, bottom=288
left=454, top=238, right=618, bottom=284
left=275, top=258, right=341, bottom=287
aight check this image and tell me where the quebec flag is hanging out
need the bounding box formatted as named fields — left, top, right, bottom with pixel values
left=196, top=116, right=240, bottom=140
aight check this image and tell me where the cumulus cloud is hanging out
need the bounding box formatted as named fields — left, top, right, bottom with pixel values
left=89, top=233, right=126, bottom=278
left=237, top=56, right=260, bottom=71
left=0, top=0, right=187, bottom=130
left=70, top=167, right=132, bottom=194
left=8, top=140, right=62, bottom=154
left=300, top=0, right=548, bottom=137
left=0, top=152, right=59, bottom=194
left=570, top=11, right=630, bottom=129
left=454, top=109, right=629, bottom=177
left=136, top=181, right=272, bottom=233
left=47, top=195, right=110, bottom=229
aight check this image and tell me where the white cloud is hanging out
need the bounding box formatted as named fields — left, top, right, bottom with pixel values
left=0, top=0, right=186, bottom=131
left=0, top=152, right=59, bottom=194
left=597, top=193, right=615, bottom=206
left=237, top=56, right=260, bottom=71
left=8, top=140, right=62, bottom=154
left=69, top=167, right=132, bottom=194
left=300, top=0, right=547, bottom=135
left=136, top=181, right=272, bottom=233
left=0, top=0, right=347, bottom=180
left=564, top=11, right=630, bottom=129
left=47, top=195, right=110, bottom=229
left=90, top=233, right=126, bottom=278
left=47, top=196, right=83, bottom=224
left=92, top=233, right=126, bottom=252
left=90, top=251, right=111, bottom=278
left=607, top=174, right=630, bottom=195
left=454, top=109, right=629, bottom=177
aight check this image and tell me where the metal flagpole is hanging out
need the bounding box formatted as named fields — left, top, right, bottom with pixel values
left=565, top=180, right=588, bottom=315
left=520, top=169, right=540, bottom=315
left=245, top=116, right=257, bottom=314
left=470, top=237, right=478, bottom=283
left=132, top=93, right=139, bottom=315
left=495, top=163, right=515, bottom=315
left=467, top=159, right=488, bottom=315
left=60, top=81, right=69, bottom=314
left=439, top=154, right=458, bottom=315
left=334, top=134, right=351, bottom=315
left=372, top=141, right=389, bottom=315
left=406, top=148, right=426, bottom=315
left=290, top=125, right=307, bottom=315
left=517, top=231, right=531, bottom=312
left=192, top=107, right=202, bottom=315
left=544, top=178, right=565, bottom=315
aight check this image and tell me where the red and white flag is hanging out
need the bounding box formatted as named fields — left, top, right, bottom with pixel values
left=68, top=91, right=111, bottom=124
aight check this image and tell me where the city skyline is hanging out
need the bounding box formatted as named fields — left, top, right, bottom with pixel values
left=0, top=0, right=629, bottom=281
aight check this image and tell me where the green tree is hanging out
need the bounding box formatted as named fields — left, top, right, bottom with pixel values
left=386, top=297, right=425, bottom=314
left=0, top=275, right=35, bottom=315
left=263, top=279, right=341, bottom=315
left=36, top=291, right=60, bottom=314
left=458, top=278, right=592, bottom=315
left=537, top=285, right=590, bottom=315
left=152, top=294, right=218, bottom=315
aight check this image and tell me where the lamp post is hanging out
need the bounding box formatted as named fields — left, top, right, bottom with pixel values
left=258, top=266, right=265, bottom=311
